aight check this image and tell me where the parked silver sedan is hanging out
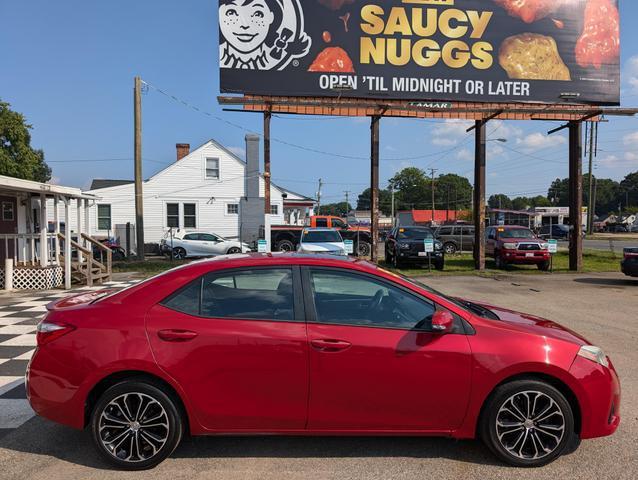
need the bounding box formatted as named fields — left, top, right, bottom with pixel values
left=161, top=231, right=251, bottom=259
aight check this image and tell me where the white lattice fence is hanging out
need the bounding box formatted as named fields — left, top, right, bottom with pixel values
left=0, top=266, right=63, bottom=290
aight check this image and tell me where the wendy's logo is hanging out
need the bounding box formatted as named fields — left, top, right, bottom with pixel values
left=219, top=0, right=311, bottom=70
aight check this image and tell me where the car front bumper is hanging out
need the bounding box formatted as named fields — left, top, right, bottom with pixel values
left=569, top=355, right=621, bottom=440
left=501, top=251, right=550, bottom=264
left=397, top=251, right=444, bottom=263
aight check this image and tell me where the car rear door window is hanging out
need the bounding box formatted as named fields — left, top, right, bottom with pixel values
left=162, top=268, right=295, bottom=321
left=308, top=269, right=436, bottom=331
left=202, top=269, right=294, bottom=321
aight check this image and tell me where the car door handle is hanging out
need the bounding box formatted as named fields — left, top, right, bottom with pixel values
left=157, top=329, right=198, bottom=342
left=311, top=339, right=352, bottom=353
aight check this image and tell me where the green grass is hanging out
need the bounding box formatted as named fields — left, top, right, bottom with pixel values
left=383, top=249, right=621, bottom=277
left=112, top=258, right=191, bottom=277
left=112, top=250, right=622, bottom=280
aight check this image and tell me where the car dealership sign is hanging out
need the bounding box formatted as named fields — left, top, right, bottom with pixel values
left=219, top=0, right=620, bottom=105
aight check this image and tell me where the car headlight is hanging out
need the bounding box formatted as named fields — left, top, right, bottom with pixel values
left=435, top=241, right=443, bottom=251
left=399, top=243, right=411, bottom=250
left=577, top=345, right=609, bottom=368
left=540, top=243, right=549, bottom=250
left=502, top=242, right=518, bottom=250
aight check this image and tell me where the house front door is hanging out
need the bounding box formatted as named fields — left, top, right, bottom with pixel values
left=0, top=196, right=18, bottom=261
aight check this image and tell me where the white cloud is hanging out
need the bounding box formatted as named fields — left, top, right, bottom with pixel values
left=623, top=56, right=638, bottom=93
left=489, top=120, right=523, bottom=140
left=624, top=151, right=638, bottom=161
left=623, top=131, right=638, bottom=145
left=227, top=146, right=245, bottom=159
left=431, top=119, right=474, bottom=146
left=598, top=155, right=619, bottom=167
left=516, top=132, right=567, bottom=151
left=385, top=145, right=397, bottom=152
left=456, top=148, right=473, bottom=161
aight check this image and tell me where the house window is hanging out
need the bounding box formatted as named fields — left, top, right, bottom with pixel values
left=1, top=202, right=14, bottom=221
left=97, top=204, right=112, bottom=230
left=183, top=203, right=197, bottom=228
left=270, top=204, right=279, bottom=215
left=227, top=204, right=239, bottom=215
left=167, top=203, right=179, bottom=228
left=206, top=158, right=220, bottom=179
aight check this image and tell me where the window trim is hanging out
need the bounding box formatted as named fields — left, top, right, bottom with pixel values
left=183, top=202, right=197, bottom=229
left=159, top=265, right=305, bottom=324
left=1, top=201, right=15, bottom=221
left=270, top=204, right=280, bottom=216
left=205, top=157, right=220, bottom=180
left=166, top=202, right=180, bottom=229
left=301, top=266, right=446, bottom=333
left=96, top=204, right=112, bottom=231
left=226, top=203, right=239, bottom=216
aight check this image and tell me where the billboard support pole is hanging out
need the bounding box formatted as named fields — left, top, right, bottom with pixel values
left=370, top=115, right=380, bottom=263
left=473, top=120, right=487, bottom=271
left=569, top=121, right=583, bottom=272
left=264, top=110, right=272, bottom=215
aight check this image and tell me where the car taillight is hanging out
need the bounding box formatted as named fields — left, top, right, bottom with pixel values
left=36, top=320, right=76, bottom=346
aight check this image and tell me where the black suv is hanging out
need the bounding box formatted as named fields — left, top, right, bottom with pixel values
left=385, top=226, right=444, bottom=269
left=538, top=224, right=570, bottom=240
left=434, top=225, right=474, bottom=254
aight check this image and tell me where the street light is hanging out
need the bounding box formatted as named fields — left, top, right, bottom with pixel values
left=488, top=138, right=508, bottom=143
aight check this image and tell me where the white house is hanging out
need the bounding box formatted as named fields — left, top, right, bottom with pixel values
left=79, top=136, right=315, bottom=251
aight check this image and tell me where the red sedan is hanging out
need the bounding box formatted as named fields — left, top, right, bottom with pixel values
left=27, top=254, right=620, bottom=470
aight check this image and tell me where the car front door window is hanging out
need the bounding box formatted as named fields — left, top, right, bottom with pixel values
left=309, top=269, right=436, bottom=331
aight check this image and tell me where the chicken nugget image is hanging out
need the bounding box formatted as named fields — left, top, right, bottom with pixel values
left=499, top=33, right=571, bottom=81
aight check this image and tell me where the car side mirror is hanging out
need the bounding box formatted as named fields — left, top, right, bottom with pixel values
left=431, top=310, right=454, bottom=334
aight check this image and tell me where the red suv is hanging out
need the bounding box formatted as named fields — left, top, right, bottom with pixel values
left=27, top=254, right=619, bottom=469
left=486, top=226, right=551, bottom=270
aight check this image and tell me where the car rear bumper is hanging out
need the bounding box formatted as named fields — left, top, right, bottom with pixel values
left=621, top=258, right=638, bottom=277
left=26, top=346, right=86, bottom=430
left=569, top=355, right=621, bottom=439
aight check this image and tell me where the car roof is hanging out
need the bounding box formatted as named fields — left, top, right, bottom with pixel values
left=302, top=227, right=339, bottom=232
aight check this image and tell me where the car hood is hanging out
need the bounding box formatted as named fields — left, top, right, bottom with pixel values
left=467, top=300, right=589, bottom=346
left=300, top=242, right=344, bottom=252
left=499, top=237, right=543, bottom=243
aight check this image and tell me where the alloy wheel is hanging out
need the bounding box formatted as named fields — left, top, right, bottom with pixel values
left=495, top=390, right=566, bottom=461
left=98, top=392, right=170, bottom=464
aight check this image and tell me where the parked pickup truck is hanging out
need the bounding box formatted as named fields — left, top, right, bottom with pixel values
left=485, top=225, right=551, bottom=271
left=272, top=215, right=372, bottom=257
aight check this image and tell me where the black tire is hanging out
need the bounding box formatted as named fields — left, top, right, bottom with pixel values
left=480, top=379, right=575, bottom=468
left=538, top=261, right=550, bottom=272
left=90, top=380, right=183, bottom=470
left=443, top=242, right=457, bottom=255
left=434, top=260, right=445, bottom=271
left=172, top=247, right=187, bottom=260
left=357, top=241, right=371, bottom=257
left=392, top=250, right=402, bottom=269
left=275, top=239, right=295, bottom=252
left=226, top=247, right=241, bottom=255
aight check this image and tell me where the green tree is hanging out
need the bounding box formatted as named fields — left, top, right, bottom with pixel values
left=488, top=194, right=513, bottom=210
left=317, top=202, right=352, bottom=217
left=356, top=188, right=393, bottom=216
left=550, top=175, right=622, bottom=216
left=435, top=173, right=473, bottom=211
left=620, top=171, right=638, bottom=209
left=388, top=167, right=430, bottom=210
left=511, top=197, right=531, bottom=211
left=0, top=100, right=51, bottom=182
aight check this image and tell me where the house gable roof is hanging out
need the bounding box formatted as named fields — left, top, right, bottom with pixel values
left=90, top=179, right=134, bottom=190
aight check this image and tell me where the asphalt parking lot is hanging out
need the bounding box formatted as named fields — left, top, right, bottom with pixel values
left=0, top=272, right=636, bottom=480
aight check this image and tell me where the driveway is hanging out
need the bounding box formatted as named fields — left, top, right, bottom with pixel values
left=0, top=273, right=636, bottom=480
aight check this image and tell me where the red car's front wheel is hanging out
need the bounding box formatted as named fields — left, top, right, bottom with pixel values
left=481, top=379, right=575, bottom=467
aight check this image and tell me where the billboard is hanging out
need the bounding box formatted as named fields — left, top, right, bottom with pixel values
left=218, top=0, right=620, bottom=105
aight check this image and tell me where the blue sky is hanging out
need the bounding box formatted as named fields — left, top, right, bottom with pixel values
left=1, top=0, right=637, bottom=207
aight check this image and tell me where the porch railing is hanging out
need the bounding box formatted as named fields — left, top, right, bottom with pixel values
left=0, top=233, right=59, bottom=267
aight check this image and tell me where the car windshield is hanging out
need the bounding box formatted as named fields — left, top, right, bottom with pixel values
left=498, top=228, right=536, bottom=239
left=397, top=228, right=433, bottom=240
left=302, top=230, right=342, bottom=243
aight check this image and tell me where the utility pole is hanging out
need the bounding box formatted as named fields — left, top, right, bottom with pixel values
left=587, top=121, right=595, bottom=235
left=428, top=168, right=438, bottom=224
left=391, top=185, right=395, bottom=227
left=344, top=190, right=351, bottom=217
left=316, top=178, right=323, bottom=214
left=446, top=186, right=450, bottom=222
left=134, top=76, right=145, bottom=261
